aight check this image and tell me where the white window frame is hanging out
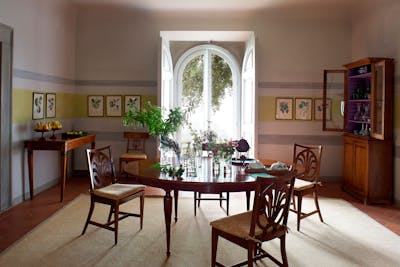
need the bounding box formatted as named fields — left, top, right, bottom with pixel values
left=174, top=44, right=241, bottom=139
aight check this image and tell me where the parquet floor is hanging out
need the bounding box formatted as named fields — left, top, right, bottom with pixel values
left=0, top=176, right=399, bottom=254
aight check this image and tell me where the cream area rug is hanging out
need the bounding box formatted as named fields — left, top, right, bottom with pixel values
left=0, top=193, right=399, bottom=267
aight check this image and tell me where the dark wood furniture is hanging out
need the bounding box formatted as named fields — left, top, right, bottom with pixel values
left=128, top=158, right=303, bottom=256
left=194, top=192, right=230, bottom=216
left=210, top=170, right=297, bottom=267
left=82, top=145, right=145, bottom=244
left=119, top=131, right=149, bottom=177
left=290, top=143, right=323, bottom=231
left=323, top=58, right=394, bottom=204
left=24, top=133, right=96, bottom=202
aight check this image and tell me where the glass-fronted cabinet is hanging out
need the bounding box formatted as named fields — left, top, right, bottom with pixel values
left=323, top=57, right=394, bottom=204
left=323, top=58, right=394, bottom=140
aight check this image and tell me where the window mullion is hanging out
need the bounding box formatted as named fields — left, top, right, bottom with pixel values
left=203, top=49, right=212, bottom=129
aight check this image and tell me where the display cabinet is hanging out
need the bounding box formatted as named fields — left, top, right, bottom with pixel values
left=323, top=57, right=394, bottom=204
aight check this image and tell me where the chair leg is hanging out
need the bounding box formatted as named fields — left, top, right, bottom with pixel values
left=280, top=235, right=289, bottom=267
left=313, top=191, right=324, bottom=223
left=292, top=194, right=296, bottom=210
left=194, top=192, right=197, bottom=216
left=198, top=193, right=201, bottom=207
left=140, top=195, right=144, bottom=229
left=247, top=241, right=254, bottom=267
left=107, top=206, right=113, bottom=222
left=226, top=192, right=230, bottom=216
left=82, top=200, right=95, bottom=235
left=211, top=228, right=218, bottom=267
left=114, top=203, right=119, bottom=245
left=297, top=196, right=303, bottom=231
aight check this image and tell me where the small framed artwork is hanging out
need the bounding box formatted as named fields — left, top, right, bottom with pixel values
left=314, top=98, right=332, bottom=120
left=275, top=97, right=293, bottom=120
left=32, top=92, right=45, bottom=119
left=124, top=95, right=141, bottom=113
left=88, top=95, right=104, bottom=117
left=46, top=93, right=56, bottom=118
left=106, top=95, right=122, bottom=117
left=295, top=98, right=313, bottom=120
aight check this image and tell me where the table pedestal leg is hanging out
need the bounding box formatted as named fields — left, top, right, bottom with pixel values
left=27, top=150, right=34, bottom=200
left=164, top=190, right=172, bottom=256
left=174, top=190, right=179, bottom=222
left=60, top=151, right=67, bottom=202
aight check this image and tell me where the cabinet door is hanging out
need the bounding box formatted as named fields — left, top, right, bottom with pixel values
left=343, top=140, right=354, bottom=186
left=370, top=60, right=393, bottom=140
left=323, top=70, right=346, bottom=132
left=353, top=141, right=368, bottom=196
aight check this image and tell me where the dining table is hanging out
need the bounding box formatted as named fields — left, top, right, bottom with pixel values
left=128, top=157, right=302, bottom=256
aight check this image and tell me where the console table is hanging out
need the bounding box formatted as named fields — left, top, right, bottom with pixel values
left=24, top=134, right=96, bottom=202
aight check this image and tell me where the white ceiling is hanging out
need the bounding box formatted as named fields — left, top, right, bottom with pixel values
left=72, top=0, right=358, bottom=12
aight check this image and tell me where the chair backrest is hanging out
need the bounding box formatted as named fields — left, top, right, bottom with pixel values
left=86, top=145, right=116, bottom=191
left=293, top=143, right=322, bottom=182
left=124, top=132, right=149, bottom=153
left=249, top=170, right=297, bottom=239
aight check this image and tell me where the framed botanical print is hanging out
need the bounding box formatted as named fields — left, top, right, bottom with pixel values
left=106, top=95, right=122, bottom=117
left=275, top=98, right=293, bottom=120
left=295, top=98, right=313, bottom=120
left=32, top=92, right=45, bottom=120
left=46, top=93, right=56, bottom=118
left=124, top=95, right=141, bottom=113
left=88, top=95, right=104, bottom=117
left=314, top=98, right=332, bottom=121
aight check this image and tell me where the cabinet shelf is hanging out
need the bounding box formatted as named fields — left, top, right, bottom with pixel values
left=349, top=72, right=371, bottom=79
left=348, top=99, right=371, bottom=102
left=348, top=120, right=370, bottom=124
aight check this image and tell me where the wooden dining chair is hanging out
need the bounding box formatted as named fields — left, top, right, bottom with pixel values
left=82, top=145, right=145, bottom=244
left=210, top=170, right=297, bottom=267
left=119, top=131, right=149, bottom=177
left=290, top=143, right=323, bottom=231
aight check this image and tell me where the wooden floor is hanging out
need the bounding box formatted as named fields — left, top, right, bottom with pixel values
left=0, top=176, right=399, bottom=254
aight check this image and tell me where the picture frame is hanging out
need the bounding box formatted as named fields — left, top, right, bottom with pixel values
left=106, top=95, right=122, bottom=117
left=314, top=98, right=332, bottom=121
left=275, top=97, right=293, bottom=120
left=88, top=95, right=104, bottom=117
left=32, top=92, right=45, bottom=120
left=46, top=93, right=56, bottom=118
left=124, top=95, right=141, bottom=113
left=295, top=98, right=313, bottom=120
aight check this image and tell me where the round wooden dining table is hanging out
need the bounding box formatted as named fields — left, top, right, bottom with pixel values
left=128, top=157, right=301, bottom=256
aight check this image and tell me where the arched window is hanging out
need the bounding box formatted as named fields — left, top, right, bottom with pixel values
left=174, top=44, right=241, bottom=144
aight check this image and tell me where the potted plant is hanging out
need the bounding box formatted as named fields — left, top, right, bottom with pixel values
left=122, top=101, right=185, bottom=162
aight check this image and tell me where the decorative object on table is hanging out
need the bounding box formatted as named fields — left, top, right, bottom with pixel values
left=152, top=163, right=184, bottom=180
left=265, top=161, right=292, bottom=176
left=87, top=95, right=104, bottom=117
left=245, top=161, right=266, bottom=173
left=122, top=101, right=185, bottom=164
left=295, top=98, right=313, bottom=120
left=314, top=98, right=331, bottom=121
left=124, top=95, right=141, bottom=113
left=106, top=95, right=122, bottom=117
left=275, top=97, right=293, bottom=120
left=48, top=120, right=62, bottom=139
left=46, top=93, right=56, bottom=118
left=62, top=130, right=88, bottom=138
left=33, top=121, right=50, bottom=140
left=32, top=92, right=45, bottom=120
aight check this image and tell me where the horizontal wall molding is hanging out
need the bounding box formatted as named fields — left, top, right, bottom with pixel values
left=14, top=68, right=75, bottom=85
left=75, top=79, right=157, bottom=87
left=259, top=134, right=343, bottom=145
left=258, top=81, right=323, bottom=90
